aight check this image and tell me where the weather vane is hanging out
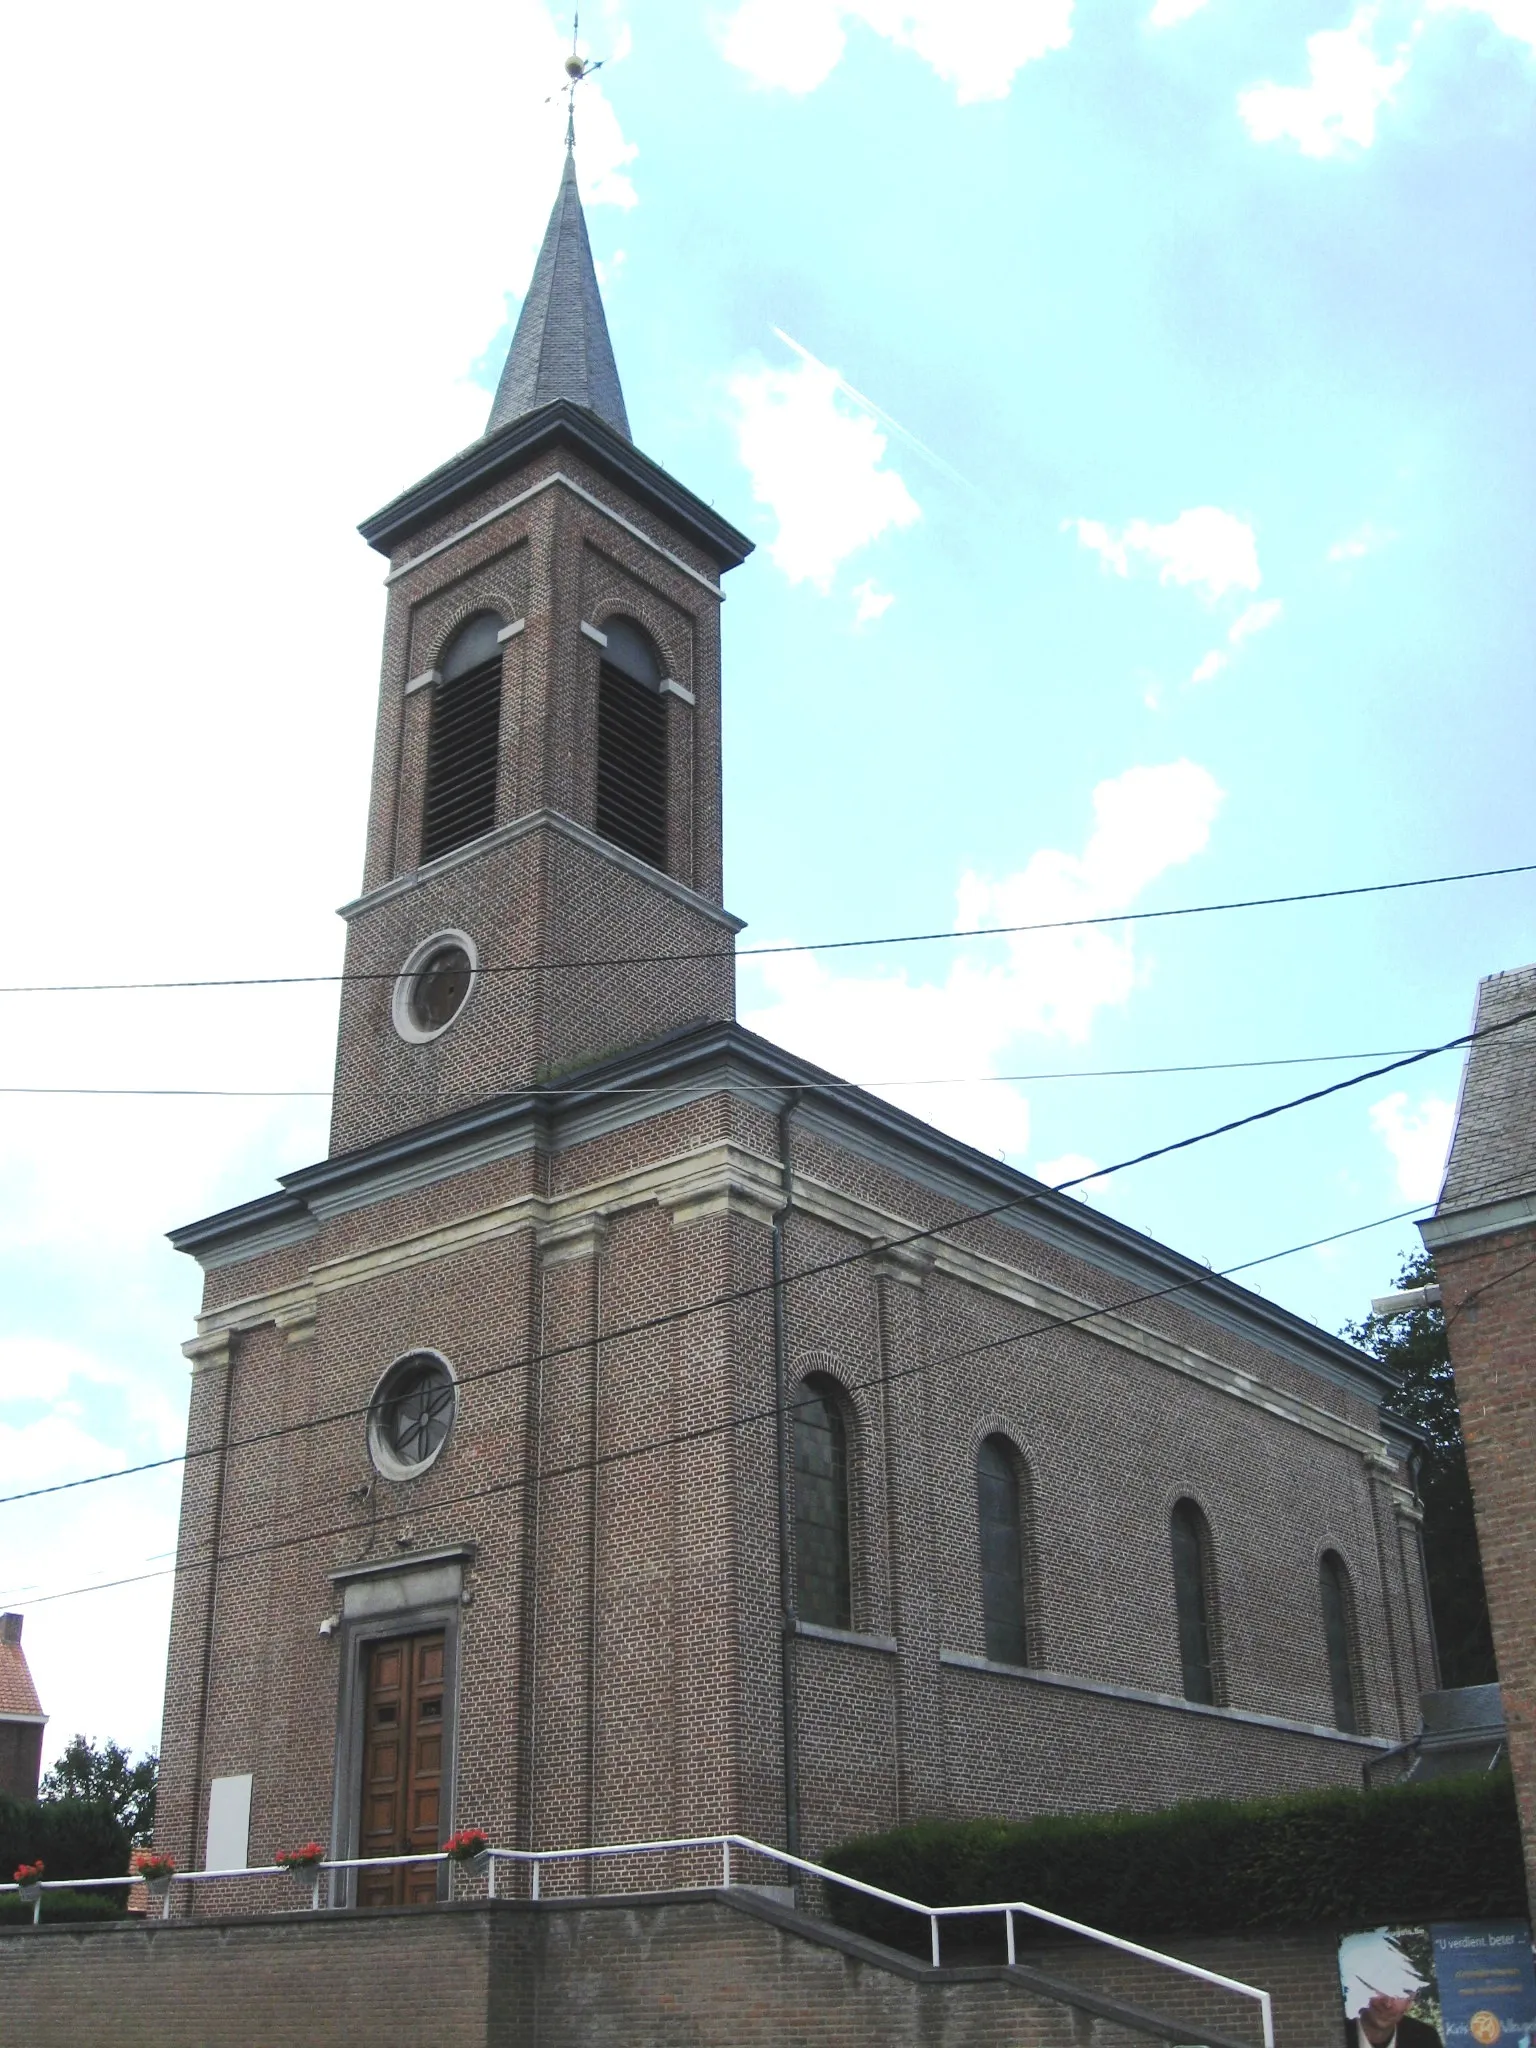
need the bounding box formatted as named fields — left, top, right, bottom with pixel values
left=559, top=12, right=603, bottom=151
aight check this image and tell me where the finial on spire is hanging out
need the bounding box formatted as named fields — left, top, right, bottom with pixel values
left=560, top=12, right=603, bottom=153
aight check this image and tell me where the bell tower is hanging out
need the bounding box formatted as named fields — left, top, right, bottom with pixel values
left=329, top=148, right=753, bottom=1155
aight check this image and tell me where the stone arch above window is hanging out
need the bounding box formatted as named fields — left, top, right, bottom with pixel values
left=420, top=610, right=506, bottom=864
left=594, top=614, right=667, bottom=871
left=1319, top=1548, right=1364, bottom=1734
left=792, top=1373, right=852, bottom=1631
left=1170, top=1497, right=1223, bottom=1706
left=976, top=1434, right=1031, bottom=1668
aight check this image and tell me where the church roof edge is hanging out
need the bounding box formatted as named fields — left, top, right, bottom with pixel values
left=169, top=1020, right=1396, bottom=1408
left=358, top=398, right=754, bottom=572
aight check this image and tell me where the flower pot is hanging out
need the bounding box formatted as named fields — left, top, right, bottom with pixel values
left=141, top=1875, right=173, bottom=1901
left=17, top=1883, right=41, bottom=1904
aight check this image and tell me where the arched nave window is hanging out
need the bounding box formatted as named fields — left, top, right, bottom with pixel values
left=793, top=1377, right=852, bottom=1631
left=1319, top=1550, right=1363, bottom=1734
left=976, top=1435, right=1030, bottom=1667
left=1170, top=1498, right=1222, bottom=1706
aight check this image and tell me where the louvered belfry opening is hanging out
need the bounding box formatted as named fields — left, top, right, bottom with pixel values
left=420, top=613, right=505, bottom=865
left=594, top=617, right=668, bottom=871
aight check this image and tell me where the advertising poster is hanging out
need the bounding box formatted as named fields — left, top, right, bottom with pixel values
left=1338, top=1923, right=1536, bottom=2048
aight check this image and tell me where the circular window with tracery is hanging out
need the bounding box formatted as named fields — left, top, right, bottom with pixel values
left=392, top=929, right=478, bottom=1043
left=367, top=1352, right=457, bottom=1480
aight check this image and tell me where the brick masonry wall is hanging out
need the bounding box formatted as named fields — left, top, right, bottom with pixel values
left=0, top=1719, right=42, bottom=1800
left=155, top=1078, right=1426, bottom=1893
left=330, top=437, right=733, bottom=1157
left=0, top=1892, right=1348, bottom=2048
left=1434, top=1223, right=1536, bottom=1903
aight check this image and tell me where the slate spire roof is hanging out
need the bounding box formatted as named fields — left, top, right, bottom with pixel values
left=487, top=147, right=630, bottom=441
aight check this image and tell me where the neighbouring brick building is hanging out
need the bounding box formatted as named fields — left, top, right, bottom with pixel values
left=1421, top=962, right=1536, bottom=1901
left=154, top=146, right=1436, bottom=1904
left=0, top=1613, right=46, bottom=1802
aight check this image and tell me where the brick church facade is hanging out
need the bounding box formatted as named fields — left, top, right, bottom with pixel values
left=156, top=150, right=1435, bottom=1900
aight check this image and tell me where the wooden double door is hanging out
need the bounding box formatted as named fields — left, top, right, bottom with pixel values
left=357, top=1631, right=446, bottom=1907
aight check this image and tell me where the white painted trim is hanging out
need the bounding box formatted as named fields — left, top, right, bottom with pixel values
left=496, top=617, right=526, bottom=643
left=660, top=677, right=696, bottom=705
left=404, top=667, right=440, bottom=696
left=580, top=620, right=609, bottom=646
left=383, top=470, right=724, bottom=598
left=0, top=1711, right=47, bottom=1727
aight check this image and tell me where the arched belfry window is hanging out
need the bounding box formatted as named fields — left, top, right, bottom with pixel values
left=1170, top=1498, right=1222, bottom=1706
left=594, top=617, right=667, bottom=871
left=420, top=612, right=505, bottom=864
left=793, top=1376, right=851, bottom=1630
left=977, top=1436, right=1030, bottom=1667
left=1319, top=1550, right=1363, bottom=1733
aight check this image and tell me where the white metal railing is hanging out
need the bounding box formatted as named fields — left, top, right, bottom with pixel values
left=1, top=1832, right=1273, bottom=2048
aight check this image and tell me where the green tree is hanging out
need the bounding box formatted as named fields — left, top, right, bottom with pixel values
left=39, top=1736, right=157, bottom=1848
left=1346, top=1252, right=1498, bottom=1689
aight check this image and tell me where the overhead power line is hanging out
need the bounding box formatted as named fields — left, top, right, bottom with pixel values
left=0, top=1045, right=1451, bottom=1099
left=4, top=1001, right=1528, bottom=1517
left=0, top=859, right=1530, bottom=996
left=0, top=1200, right=1431, bottom=1612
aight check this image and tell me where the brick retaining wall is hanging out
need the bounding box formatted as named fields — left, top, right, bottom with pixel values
left=0, top=1888, right=1302, bottom=2048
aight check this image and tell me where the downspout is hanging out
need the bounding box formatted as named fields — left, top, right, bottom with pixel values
left=771, top=1089, right=802, bottom=1858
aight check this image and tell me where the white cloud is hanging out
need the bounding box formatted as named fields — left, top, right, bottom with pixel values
left=715, top=0, right=1073, bottom=102
left=1230, top=597, right=1284, bottom=644
left=852, top=578, right=895, bottom=625
left=743, top=760, right=1224, bottom=1156
left=1428, top=0, right=1536, bottom=49
left=1328, top=521, right=1397, bottom=562
left=1239, top=8, right=1409, bottom=158
left=730, top=352, right=920, bottom=587
left=1189, top=596, right=1285, bottom=686
left=1370, top=1092, right=1455, bottom=1201
left=1067, top=507, right=1262, bottom=600
left=1149, top=0, right=1213, bottom=24
left=1191, top=648, right=1230, bottom=685
left=1034, top=1151, right=1112, bottom=1194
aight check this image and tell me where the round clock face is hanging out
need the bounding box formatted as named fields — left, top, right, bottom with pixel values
left=408, top=943, right=472, bottom=1033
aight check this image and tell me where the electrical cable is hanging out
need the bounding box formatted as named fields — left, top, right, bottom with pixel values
left=0, top=1199, right=1430, bottom=1611
left=7, top=998, right=1529, bottom=1515
left=1, top=859, right=1530, bottom=996
left=0, top=1045, right=1455, bottom=1099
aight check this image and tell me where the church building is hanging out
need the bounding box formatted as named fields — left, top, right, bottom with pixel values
left=157, top=148, right=1435, bottom=1905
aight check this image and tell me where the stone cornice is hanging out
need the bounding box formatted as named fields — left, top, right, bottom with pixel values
left=357, top=401, right=754, bottom=573
left=336, top=807, right=745, bottom=934
left=173, top=1020, right=1392, bottom=1409
left=1419, top=1189, right=1536, bottom=1253
left=188, top=1140, right=1394, bottom=1462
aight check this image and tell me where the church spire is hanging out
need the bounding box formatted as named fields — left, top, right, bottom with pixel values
left=486, top=148, right=631, bottom=442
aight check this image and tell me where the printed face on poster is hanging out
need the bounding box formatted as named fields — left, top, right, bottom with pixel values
left=1339, top=1923, right=1536, bottom=2048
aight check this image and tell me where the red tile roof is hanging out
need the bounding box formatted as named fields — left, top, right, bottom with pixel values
left=0, top=1637, right=43, bottom=1718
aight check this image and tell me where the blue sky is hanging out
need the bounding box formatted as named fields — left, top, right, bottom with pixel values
left=0, top=0, right=1531, bottom=1766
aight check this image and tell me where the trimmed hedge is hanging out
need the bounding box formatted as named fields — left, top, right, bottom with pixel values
left=824, top=1772, right=1529, bottom=1952
left=0, top=1793, right=131, bottom=1888
left=0, top=1889, right=125, bottom=1927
